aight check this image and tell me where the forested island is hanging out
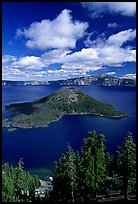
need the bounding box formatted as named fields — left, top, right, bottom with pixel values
left=2, top=87, right=126, bottom=130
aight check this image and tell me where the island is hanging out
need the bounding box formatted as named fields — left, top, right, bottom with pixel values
left=2, top=87, right=126, bottom=130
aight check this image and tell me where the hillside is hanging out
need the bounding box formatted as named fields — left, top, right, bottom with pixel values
left=2, top=87, right=126, bottom=129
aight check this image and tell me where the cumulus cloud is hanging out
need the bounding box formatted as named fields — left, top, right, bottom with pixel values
left=107, top=29, right=136, bottom=46
left=41, top=49, right=71, bottom=67
left=107, top=22, right=118, bottom=28
left=61, top=48, right=102, bottom=71
left=122, top=73, right=136, bottom=80
left=2, top=55, right=17, bottom=63
left=83, top=29, right=136, bottom=66
left=41, top=48, right=102, bottom=71
left=85, top=29, right=136, bottom=47
left=12, top=56, right=45, bottom=70
left=41, top=29, right=136, bottom=71
left=16, top=9, right=88, bottom=50
left=81, top=2, right=136, bottom=18
left=3, top=28, right=136, bottom=81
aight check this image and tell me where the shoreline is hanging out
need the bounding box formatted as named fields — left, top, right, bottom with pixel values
left=2, top=112, right=126, bottom=131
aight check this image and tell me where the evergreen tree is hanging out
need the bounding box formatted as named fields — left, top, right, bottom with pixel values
left=65, top=144, right=76, bottom=202
left=52, top=154, right=67, bottom=201
left=117, top=132, right=136, bottom=200
left=81, top=130, right=106, bottom=201
left=52, top=144, right=76, bottom=202
left=2, top=131, right=136, bottom=202
left=75, top=150, right=83, bottom=198
left=2, top=159, right=40, bottom=202
left=14, top=159, right=25, bottom=201
left=2, top=170, right=16, bottom=202
left=104, top=152, right=118, bottom=194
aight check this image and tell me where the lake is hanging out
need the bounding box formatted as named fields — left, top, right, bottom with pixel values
left=2, top=85, right=136, bottom=175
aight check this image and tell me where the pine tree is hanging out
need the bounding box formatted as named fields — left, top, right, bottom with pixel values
left=52, top=154, right=67, bottom=201
left=117, top=132, right=136, bottom=200
left=75, top=150, right=83, bottom=197
left=65, top=144, right=76, bottom=202
left=2, top=159, right=40, bottom=202
left=81, top=130, right=106, bottom=201
left=104, top=152, right=116, bottom=194
left=2, top=170, right=16, bottom=202
left=52, top=144, right=76, bottom=202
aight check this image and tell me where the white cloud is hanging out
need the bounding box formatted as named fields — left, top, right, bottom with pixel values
left=85, top=29, right=136, bottom=47
left=42, top=48, right=102, bottom=72
left=61, top=48, right=102, bottom=71
left=98, top=45, right=135, bottom=66
left=41, top=30, right=136, bottom=71
left=2, top=55, right=17, bottom=63
left=107, top=29, right=136, bottom=46
left=81, top=2, right=136, bottom=18
left=3, top=28, right=136, bottom=81
left=47, top=69, right=89, bottom=80
left=105, top=72, right=116, bottom=75
left=107, top=22, right=118, bottom=28
left=122, top=73, right=136, bottom=80
left=12, top=56, right=45, bottom=70
left=83, top=29, right=136, bottom=66
left=16, top=9, right=88, bottom=50
left=41, top=49, right=71, bottom=66
left=2, top=64, right=25, bottom=81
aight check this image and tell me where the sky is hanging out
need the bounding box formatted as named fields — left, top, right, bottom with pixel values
left=2, top=2, right=136, bottom=81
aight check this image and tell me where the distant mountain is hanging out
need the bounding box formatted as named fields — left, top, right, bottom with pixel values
left=50, top=74, right=136, bottom=87
left=2, top=87, right=126, bottom=130
left=2, top=80, right=49, bottom=86
left=2, top=74, right=136, bottom=87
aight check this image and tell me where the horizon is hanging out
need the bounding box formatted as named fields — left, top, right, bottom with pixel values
left=2, top=73, right=136, bottom=82
left=2, top=2, right=136, bottom=81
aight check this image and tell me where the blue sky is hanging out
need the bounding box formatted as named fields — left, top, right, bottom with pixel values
left=2, top=2, right=136, bottom=81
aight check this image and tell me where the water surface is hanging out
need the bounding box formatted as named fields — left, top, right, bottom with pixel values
left=2, top=85, right=136, bottom=172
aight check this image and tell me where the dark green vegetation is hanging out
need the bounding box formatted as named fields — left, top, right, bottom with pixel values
left=50, top=131, right=136, bottom=202
left=2, top=131, right=136, bottom=202
left=117, top=133, right=136, bottom=200
left=3, top=87, right=126, bottom=129
left=2, top=159, right=40, bottom=202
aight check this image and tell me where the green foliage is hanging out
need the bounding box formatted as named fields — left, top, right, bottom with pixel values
left=2, top=169, right=16, bottom=202
left=81, top=130, right=106, bottom=200
left=117, top=132, right=136, bottom=177
left=75, top=150, right=83, bottom=195
left=52, top=130, right=107, bottom=202
left=2, top=159, right=40, bottom=202
left=2, top=131, right=136, bottom=202
left=52, top=144, right=76, bottom=202
left=117, top=132, right=136, bottom=199
left=52, top=130, right=136, bottom=202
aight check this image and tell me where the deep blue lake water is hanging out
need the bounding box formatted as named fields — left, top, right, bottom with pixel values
left=2, top=85, right=136, bottom=172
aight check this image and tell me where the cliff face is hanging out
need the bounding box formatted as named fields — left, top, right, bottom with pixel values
left=2, top=75, right=136, bottom=87
left=58, top=75, right=136, bottom=86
